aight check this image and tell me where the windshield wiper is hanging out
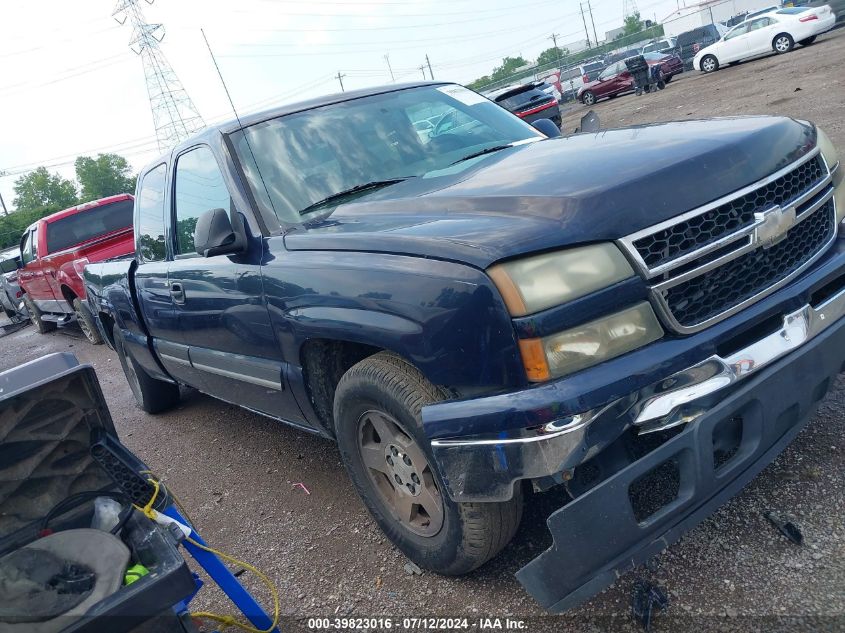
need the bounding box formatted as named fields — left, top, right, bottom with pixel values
left=300, top=179, right=408, bottom=215
left=449, top=144, right=513, bottom=166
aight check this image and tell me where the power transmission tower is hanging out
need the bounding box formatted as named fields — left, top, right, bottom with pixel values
left=623, top=0, right=639, bottom=19
left=113, top=0, right=205, bottom=152
left=579, top=3, right=592, bottom=48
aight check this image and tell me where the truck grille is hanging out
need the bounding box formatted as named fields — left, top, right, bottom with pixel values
left=632, top=155, right=826, bottom=269
left=619, top=149, right=836, bottom=333
left=661, top=199, right=835, bottom=328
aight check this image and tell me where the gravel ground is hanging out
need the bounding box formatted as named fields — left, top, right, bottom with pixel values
left=2, top=32, right=845, bottom=631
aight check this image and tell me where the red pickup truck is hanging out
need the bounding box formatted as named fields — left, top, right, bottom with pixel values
left=18, top=193, right=135, bottom=343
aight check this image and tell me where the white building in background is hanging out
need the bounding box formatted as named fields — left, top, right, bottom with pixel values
left=605, top=26, right=626, bottom=41
left=661, top=0, right=777, bottom=36
left=567, top=39, right=592, bottom=53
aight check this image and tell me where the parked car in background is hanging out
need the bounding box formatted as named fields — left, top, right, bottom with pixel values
left=694, top=5, right=836, bottom=72
left=18, top=193, right=134, bottom=343
left=578, top=53, right=682, bottom=105
left=677, top=23, right=729, bottom=69
left=489, top=82, right=561, bottom=127
left=641, top=37, right=679, bottom=55
left=741, top=5, right=781, bottom=21
left=0, top=247, right=26, bottom=321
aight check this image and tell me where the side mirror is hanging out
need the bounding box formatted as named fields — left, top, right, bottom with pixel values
left=532, top=118, right=561, bottom=138
left=194, top=208, right=246, bottom=258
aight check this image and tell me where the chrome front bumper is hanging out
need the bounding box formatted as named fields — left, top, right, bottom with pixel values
left=430, top=280, right=845, bottom=503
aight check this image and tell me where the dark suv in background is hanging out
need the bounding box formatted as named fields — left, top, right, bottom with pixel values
left=489, top=82, right=561, bottom=127
left=677, top=24, right=727, bottom=69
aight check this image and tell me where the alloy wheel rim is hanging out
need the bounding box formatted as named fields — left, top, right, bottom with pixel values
left=703, top=58, right=715, bottom=71
left=584, top=93, right=595, bottom=105
left=776, top=37, right=789, bottom=51
left=357, top=410, right=444, bottom=537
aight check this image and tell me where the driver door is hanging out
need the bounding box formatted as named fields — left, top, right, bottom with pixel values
left=719, top=23, right=752, bottom=62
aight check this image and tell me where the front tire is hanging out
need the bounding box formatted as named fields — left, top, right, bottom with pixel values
left=23, top=295, right=56, bottom=334
left=113, top=325, right=179, bottom=414
left=799, top=35, right=816, bottom=45
left=700, top=54, right=719, bottom=73
left=773, top=33, right=794, bottom=54
left=334, top=352, right=523, bottom=575
left=73, top=298, right=103, bottom=345
left=581, top=91, right=596, bottom=106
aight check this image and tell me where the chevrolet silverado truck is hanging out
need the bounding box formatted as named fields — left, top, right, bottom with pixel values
left=18, top=193, right=135, bottom=344
left=84, top=82, right=845, bottom=612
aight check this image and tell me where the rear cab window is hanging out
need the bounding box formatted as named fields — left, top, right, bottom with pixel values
left=136, top=164, right=168, bottom=262
left=44, top=199, right=133, bottom=254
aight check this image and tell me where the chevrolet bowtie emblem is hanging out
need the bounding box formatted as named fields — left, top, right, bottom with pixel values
left=753, top=205, right=796, bottom=249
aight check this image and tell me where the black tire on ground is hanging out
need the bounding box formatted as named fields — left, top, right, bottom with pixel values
left=113, top=324, right=179, bottom=414
left=799, top=35, right=817, bottom=45
left=773, top=33, right=794, bottom=54
left=334, top=352, right=523, bottom=576
left=72, top=298, right=103, bottom=345
left=700, top=54, right=719, bottom=73
left=23, top=294, right=57, bottom=334
left=581, top=91, right=596, bottom=106
left=664, top=74, right=673, bottom=83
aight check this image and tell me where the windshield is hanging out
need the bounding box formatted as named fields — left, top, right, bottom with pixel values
left=232, top=85, right=540, bottom=223
left=45, top=199, right=134, bottom=254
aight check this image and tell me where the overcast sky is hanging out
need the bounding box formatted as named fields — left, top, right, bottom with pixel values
left=0, top=0, right=681, bottom=211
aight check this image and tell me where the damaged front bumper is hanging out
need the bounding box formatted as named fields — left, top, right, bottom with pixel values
left=422, top=251, right=845, bottom=612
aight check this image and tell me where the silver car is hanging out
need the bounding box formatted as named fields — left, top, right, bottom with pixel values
left=0, top=247, right=27, bottom=321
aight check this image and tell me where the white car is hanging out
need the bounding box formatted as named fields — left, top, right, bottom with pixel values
left=693, top=5, right=836, bottom=72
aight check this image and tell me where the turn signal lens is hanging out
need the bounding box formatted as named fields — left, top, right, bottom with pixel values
left=518, top=338, right=551, bottom=382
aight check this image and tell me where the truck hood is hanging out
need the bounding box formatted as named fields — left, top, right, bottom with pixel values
left=284, top=116, right=816, bottom=269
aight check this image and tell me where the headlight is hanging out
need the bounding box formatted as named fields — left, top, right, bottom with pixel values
left=519, top=302, right=664, bottom=381
left=488, top=244, right=635, bottom=317
left=817, top=127, right=844, bottom=224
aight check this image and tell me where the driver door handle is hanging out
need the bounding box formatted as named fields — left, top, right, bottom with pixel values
left=170, top=282, right=186, bottom=304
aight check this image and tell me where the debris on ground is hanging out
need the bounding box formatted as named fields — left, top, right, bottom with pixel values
left=631, top=579, right=669, bottom=631
left=763, top=511, right=804, bottom=545
left=403, top=562, right=423, bottom=576
left=292, top=482, right=311, bottom=495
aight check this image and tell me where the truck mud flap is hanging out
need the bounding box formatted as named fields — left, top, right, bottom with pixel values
left=516, top=317, right=845, bottom=613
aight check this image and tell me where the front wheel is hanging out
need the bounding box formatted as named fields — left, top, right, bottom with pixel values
left=334, top=352, right=523, bottom=575
left=23, top=295, right=56, bottom=334
left=113, top=325, right=180, bottom=414
left=581, top=91, right=596, bottom=106
left=773, top=33, right=794, bottom=54
left=73, top=298, right=103, bottom=345
left=799, top=35, right=816, bottom=46
left=700, top=55, right=719, bottom=73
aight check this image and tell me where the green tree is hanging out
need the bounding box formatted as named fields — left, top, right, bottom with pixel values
left=490, top=56, right=530, bottom=82
left=74, top=153, right=136, bottom=202
left=467, top=76, right=491, bottom=92
left=623, top=12, right=644, bottom=36
left=0, top=206, right=57, bottom=249
left=536, top=46, right=570, bottom=68
left=12, top=167, right=78, bottom=214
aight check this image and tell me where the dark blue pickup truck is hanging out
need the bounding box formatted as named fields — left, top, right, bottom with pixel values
left=84, top=81, right=845, bottom=612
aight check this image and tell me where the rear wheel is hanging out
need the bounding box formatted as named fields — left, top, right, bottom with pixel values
left=73, top=298, right=103, bottom=345
left=773, top=33, right=794, bottom=53
left=701, top=54, right=719, bottom=73
left=334, top=352, right=523, bottom=575
left=113, top=325, right=180, bottom=414
left=581, top=91, right=596, bottom=106
left=23, top=295, right=56, bottom=334
left=799, top=35, right=817, bottom=45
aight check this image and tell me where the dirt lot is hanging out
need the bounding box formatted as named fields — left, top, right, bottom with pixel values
left=2, top=29, right=845, bottom=632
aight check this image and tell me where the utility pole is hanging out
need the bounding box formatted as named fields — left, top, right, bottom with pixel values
left=579, top=3, right=592, bottom=48
left=419, top=65, right=427, bottom=79
left=335, top=71, right=346, bottom=92
left=549, top=33, right=563, bottom=70
left=587, top=0, right=600, bottom=47
left=384, top=54, right=395, bottom=82
left=425, top=54, right=434, bottom=80
left=0, top=192, right=7, bottom=217
left=113, top=0, right=205, bottom=152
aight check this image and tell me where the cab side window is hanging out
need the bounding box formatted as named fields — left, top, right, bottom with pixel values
left=173, top=146, right=232, bottom=256
left=137, top=164, right=168, bottom=263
